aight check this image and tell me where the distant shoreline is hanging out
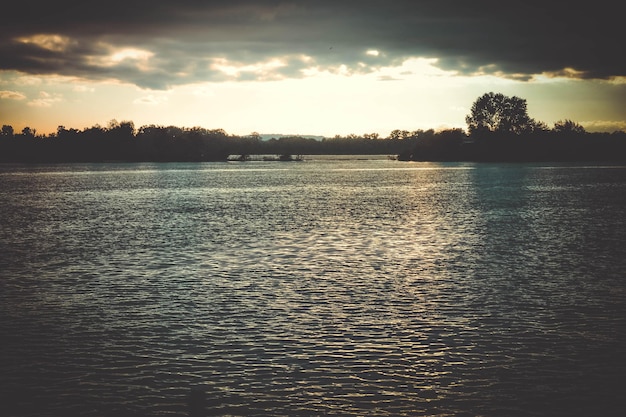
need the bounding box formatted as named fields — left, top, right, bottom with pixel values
left=2, top=125, right=625, bottom=164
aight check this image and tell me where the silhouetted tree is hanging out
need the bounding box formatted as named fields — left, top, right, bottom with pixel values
left=105, top=120, right=136, bottom=160
left=466, top=92, right=538, bottom=136
left=1, top=125, right=14, bottom=137
left=21, top=127, right=36, bottom=138
left=554, top=119, right=586, bottom=134
left=397, top=128, right=468, bottom=161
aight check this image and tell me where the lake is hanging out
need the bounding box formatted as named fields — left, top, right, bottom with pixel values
left=1, top=158, right=625, bottom=416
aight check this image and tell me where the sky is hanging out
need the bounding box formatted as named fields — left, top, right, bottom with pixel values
left=1, top=0, right=625, bottom=137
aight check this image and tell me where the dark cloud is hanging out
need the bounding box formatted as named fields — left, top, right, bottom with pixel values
left=1, top=1, right=623, bottom=89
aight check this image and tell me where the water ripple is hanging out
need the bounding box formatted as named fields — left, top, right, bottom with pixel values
left=1, top=161, right=625, bottom=416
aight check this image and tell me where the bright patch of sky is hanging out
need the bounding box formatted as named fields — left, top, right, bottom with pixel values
left=3, top=55, right=624, bottom=137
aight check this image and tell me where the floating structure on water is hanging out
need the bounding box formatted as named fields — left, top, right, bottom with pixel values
left=228, top=154, right=304, bottom=162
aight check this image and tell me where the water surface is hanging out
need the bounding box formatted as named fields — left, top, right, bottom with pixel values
left=1, top=159, right=625, bottom=416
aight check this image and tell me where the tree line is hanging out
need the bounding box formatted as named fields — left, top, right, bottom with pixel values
left=399, top=92, right=625, bottom=162
left=0, top=121, right=416, bottom=162
left=1, top=92, right=625, bottom=163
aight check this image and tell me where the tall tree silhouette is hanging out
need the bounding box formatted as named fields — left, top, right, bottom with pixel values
left=466, top=92, right=537, bottom=136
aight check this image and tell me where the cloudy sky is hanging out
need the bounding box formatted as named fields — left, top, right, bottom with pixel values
left=1, top=0, right=624, bottom=137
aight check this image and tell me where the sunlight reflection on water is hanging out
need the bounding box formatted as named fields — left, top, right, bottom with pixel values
left=1, top=160, right=625, bottom=416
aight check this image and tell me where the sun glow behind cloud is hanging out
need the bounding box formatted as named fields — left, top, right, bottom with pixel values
left=87, top=45, right=155, bottom=71
left=126, top=56, right=477, bottom=136
left=211, top=57, right=288, bottom=80
left=16, top=34, right=74, bottom=52
left=0, top=90, right=26, bottom=100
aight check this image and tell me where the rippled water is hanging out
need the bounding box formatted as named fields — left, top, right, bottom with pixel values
left=1, top=159, right=625, bottom=417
